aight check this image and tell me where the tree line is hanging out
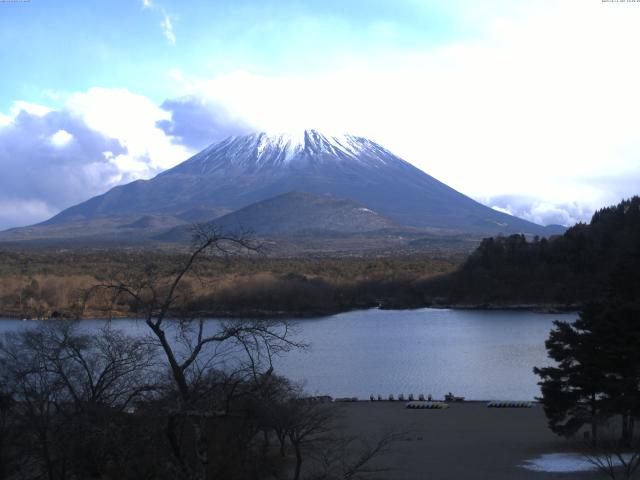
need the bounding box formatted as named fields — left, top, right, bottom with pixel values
left=423, top=196, right=640, bottom=307
left=0, top=249, right=460, bottom=320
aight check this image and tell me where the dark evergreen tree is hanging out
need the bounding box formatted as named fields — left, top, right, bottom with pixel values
left=534, top=306, right=609, bottom=443
left=535, top=301, right=640, bottom=445
left=592, top=302, right=640, bottom=446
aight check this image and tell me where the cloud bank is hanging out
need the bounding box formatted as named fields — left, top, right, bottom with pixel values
left=0, top=109, right=126, bottom=230
left=0, top=88, right=193, bottom=230
left=157, top=96, right=253, bottom=151
left=487, top=196, right=596, bottom=227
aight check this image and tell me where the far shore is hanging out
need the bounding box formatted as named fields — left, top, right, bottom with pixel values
left=0, top=303, right=580, bottom=322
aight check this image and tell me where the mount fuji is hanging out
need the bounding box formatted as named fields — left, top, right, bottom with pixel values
left=0, top=129, right=564, bottom=247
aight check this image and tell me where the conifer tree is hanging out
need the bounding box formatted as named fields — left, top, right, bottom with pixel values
left=535, top=301, right=640, bottom=445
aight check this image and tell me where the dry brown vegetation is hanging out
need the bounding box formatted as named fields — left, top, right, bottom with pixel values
left=0, top=249, right=462, bottom=319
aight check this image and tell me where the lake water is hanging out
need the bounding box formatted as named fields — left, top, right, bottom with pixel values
left=0, top=308, right=577, bottom=401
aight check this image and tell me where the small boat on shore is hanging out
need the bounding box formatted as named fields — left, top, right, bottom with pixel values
left=444, top=393, right=465, bottom=402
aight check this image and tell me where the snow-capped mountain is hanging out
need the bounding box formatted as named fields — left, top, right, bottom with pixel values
left=3, top=129, right=564, bottom=244
left=166, top=130, right=396, bottom=173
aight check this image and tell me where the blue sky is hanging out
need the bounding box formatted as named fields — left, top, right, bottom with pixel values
left=1, top=0, right=640, bottom=229
left=0, top=0, right=466, bottom=111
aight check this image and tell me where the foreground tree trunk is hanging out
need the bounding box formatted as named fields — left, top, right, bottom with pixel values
left=292, top=442, right=302, bottom=480
left=591, top=395, right=598, bottom=446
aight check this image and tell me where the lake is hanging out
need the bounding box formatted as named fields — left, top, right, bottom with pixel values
left=0, top=308, right=576, bottom=401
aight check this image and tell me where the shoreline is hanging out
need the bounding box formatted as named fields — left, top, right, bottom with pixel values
left=0, top=302, right=580, bottom=321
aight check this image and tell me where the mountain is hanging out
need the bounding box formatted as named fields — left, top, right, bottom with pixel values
left=157, top=191, right=397, bottom=241
left=160, top=191, right=398, bottom=240
left=0, top=130, right=564, bottom=245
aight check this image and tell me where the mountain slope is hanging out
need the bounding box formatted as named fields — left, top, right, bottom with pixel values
left=158, top=191, right=398, bottom=242
left=212, top=191, right=398, bottom=234
left=40, top=130, right=562, bottom=236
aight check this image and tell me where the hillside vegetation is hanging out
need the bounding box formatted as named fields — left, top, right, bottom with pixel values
left=0, top=251, right=460, bottom=319
left=422, top=196, right=640, bottom=307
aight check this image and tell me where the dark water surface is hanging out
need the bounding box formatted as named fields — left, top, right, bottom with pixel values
left=0, top=308, right=576, bottom=400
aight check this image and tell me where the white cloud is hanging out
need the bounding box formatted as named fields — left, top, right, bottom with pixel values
left=157, top=95, right=252, bottom=150
left=161, top=13, right=176, bottom=46
left=168, top=68, right=183, bottom=81
left=491, top=205, right=511, bottom=216
left=0, top=87, right=194, bottom=229
left=488, top=195, right=597, bottom=226
left=0, top=106, right=126, bottom=229
left=108, top=153, right=153, bottom=174
left=142, top=0, right=176, bottom=46
left=42, top=89, right=62, bottom=102
left=0, top=199, right=58, bottom=231
left=10, top=101, right=52, bottom=117
left=66, top=87, right=192, bottom=171
left=50, top=129, right=73, bottom=147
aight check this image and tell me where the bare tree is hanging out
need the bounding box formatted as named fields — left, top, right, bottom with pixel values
left=0, top=321, right=157, bottom=480
left=311, top=431, right=401, bottom=480
left=0, top=382, right=18, bottom=480
left=93, top=225, right=303, bottom=480
left=1, top=325, right=74, bottom=480
left=273, top=395, right=401, bottom=480
left=582, top=424, right=640, bottom=480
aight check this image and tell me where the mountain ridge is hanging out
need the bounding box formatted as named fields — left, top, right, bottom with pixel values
left=2, top=129, right=565, bottom=246
left=157, top=191, right=400, bottom=243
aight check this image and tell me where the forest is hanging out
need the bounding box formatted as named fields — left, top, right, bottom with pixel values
left=425, top=196, right=640, bottom=307
left=0, top=250, right=460, bottom=319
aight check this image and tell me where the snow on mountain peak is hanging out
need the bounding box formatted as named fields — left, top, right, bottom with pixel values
left=257, top=129, right=364, bottom=160
left=172, top=129, right=396, bottom=176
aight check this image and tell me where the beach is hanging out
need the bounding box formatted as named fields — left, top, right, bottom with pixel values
left=335, top=402, right=599, bottom=480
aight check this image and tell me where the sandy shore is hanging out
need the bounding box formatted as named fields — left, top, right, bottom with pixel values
left=334, top=402, right=599, bottom=480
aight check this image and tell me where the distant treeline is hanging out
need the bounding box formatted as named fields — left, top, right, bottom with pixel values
left=421, top=196, right=640, bottom=307
left=0, top=251, right=460, bottom=319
